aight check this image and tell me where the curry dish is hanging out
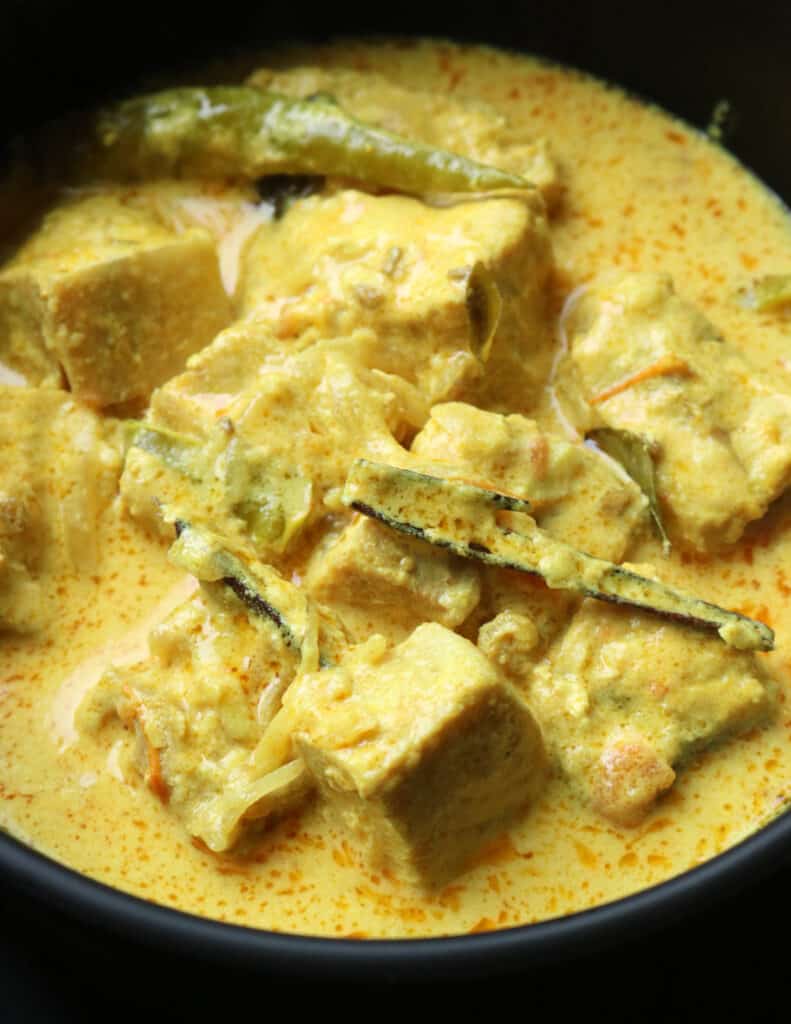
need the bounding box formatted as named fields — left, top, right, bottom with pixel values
left=2, top=38, right=791, bottom=939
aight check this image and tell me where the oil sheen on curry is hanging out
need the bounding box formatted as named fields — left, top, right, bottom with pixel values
left=1, top=39, right=791, bottom=939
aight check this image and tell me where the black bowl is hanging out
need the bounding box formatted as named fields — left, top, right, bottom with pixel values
left=2, top=0, right=791, bottom=1011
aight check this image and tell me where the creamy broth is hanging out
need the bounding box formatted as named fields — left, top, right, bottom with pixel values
left=2, top=38, right=791, bottom=939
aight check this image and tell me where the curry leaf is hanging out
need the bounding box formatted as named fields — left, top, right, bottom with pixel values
left=588, top=428, right=670, bottom=553
left=465, top=261, right=502, bottom=362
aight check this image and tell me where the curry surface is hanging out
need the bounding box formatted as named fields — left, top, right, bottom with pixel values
left=2, top=39, right=791, bottom=939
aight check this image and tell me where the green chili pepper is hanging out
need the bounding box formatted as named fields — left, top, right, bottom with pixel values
left=342, top=459, right=774, bottom=652
left=86, top=86, right=529, bottom=195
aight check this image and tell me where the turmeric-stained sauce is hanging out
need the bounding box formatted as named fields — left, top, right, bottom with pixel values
left=1, top=39, right=791, bottom=938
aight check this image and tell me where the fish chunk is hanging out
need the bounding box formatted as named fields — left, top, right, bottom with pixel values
left=238, top=185, right=554, bottom=413
left=566, top=272, right=791, bottom=550
left=0, top=387, right=122, bottom=631
left=305, top=516, right=480, bottom=643
left=285, top=622, right=546, bottom=887
left=411, top=401, right=648, bottom=561
left=78, top=587, right=312, bottom=852
left=121, top=329, right=426, bottom=556
left=0, top=191, right=231, bottom=406
left=529, top=597, right=776, bottom=825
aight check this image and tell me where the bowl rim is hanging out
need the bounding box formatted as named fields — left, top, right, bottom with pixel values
left=2, top=803, right=791, bottom=980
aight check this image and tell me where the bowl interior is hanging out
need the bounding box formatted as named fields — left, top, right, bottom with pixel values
left=2, top=0, right=791, bottom=984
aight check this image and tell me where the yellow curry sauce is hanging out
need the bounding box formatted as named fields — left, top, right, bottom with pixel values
left=2, top=38, right=791, bottom=938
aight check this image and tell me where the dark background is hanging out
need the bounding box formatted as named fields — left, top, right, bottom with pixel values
left=2, top=1, right=791, bottom=1018
left=4, top=860, right=791, bottom=1019
left=3, top=0, right=790, bottom=200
